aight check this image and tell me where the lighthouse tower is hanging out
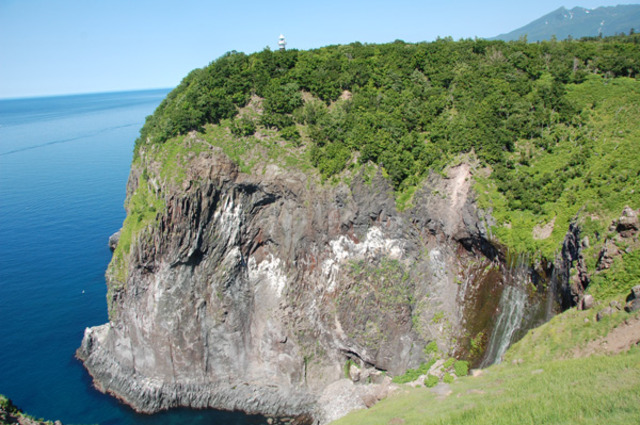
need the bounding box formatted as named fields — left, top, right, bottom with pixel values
left=278, top=34, right=287, bottom=51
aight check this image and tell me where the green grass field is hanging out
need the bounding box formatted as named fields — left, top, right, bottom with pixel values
left=332, top=302, right=640, bottom=425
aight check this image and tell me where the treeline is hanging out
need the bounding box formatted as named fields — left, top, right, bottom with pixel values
left=136, top=34, right=640, bottom=193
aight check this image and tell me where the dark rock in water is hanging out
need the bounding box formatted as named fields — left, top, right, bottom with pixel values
left=625, top=299, right=640, bottom=313
left=108, top=230, right=121, bottom=251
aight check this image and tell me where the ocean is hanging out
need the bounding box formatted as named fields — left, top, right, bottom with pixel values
left=0, top=90, right=264, bottom=425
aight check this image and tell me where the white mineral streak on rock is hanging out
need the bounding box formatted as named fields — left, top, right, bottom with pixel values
left=248, top=254, right=287, bottom=297
left=322, top=227, right=404, bottom=292
left=429, top=249, right=447, bottom=285
left=222, top=246, right=242, bottom=273
left=214, top=195, right=242, bottom=242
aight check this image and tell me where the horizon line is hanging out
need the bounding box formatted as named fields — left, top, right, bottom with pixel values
left=0, top=86, right=175, bottom=101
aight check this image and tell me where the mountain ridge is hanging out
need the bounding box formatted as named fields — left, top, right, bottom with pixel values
left=492, top=4, right=640, bottom=42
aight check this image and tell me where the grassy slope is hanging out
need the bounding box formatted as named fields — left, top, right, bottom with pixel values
left=332, top=301, right=640, bottom=425
left=475, top=75, right=640, bottom=260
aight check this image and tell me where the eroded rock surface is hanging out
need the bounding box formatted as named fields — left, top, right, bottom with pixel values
left=77, top=148, right=558, bottom=421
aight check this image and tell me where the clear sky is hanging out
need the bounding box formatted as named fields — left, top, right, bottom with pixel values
left=0, top=0, right=635, bottom=98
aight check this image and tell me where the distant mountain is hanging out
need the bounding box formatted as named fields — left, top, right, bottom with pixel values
left=491, top=4, right=640, bottom=41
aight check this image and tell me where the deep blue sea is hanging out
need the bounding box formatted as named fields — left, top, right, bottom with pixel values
left=0, top=90, right=264, bottom=425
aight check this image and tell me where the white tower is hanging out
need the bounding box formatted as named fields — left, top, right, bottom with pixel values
left=278, top=34, right=287, bottom=51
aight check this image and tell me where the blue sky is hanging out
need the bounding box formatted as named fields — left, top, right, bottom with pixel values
left=0, top=0, right=634, bottom=98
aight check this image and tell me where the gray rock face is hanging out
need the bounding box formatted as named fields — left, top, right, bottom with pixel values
left=76, top=148, right=555, bottom=420
left=596, top=307, right=614, bottom=321
left=625, top=299, right=640, bottom=313
left=581, top=295, right=594, bottom=310
left=108, top=230, right=120, bottom=251
left=616, top=206, right=639, bottom=237
left=625, top=286, right=640, bottom=312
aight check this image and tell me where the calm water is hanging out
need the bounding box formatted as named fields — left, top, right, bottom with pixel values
left=0, top=90, right=264, bottom=425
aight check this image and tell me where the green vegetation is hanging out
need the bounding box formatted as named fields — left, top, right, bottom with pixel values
left=344, top=358, right=358, bottom=378
left=107, top=173, right=165, bottom=308
left=476, top=74, right=640, bottom=258
left=0, top=394, right=57, bottom=425
left=423, top=341, right=439, bottom=356
left=392, top=358, right=437, bottom=384
left=454, top=360, right=469, bottom=377
left=132, top=33, right=640, bottom=265
left=588, top=250, right=640, bottom=300
left=505, top=294, right=636, bottom=363
left=0, top=395, right=18, bottom=415
left=332, top=303, right=640, bottom=425
left=424, top=374, right=439, bottom=388
left=333, top=348, right=640, bottom=425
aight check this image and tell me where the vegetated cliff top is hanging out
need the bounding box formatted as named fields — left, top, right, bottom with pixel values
left=491, top=4, right=640, bottom=42
left=0, top=395, right=62, bottom=425
left=135, top=34, right=640, bottom=261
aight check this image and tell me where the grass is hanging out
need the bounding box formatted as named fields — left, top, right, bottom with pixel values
left=199, top=121, right=313, bottom=175
left=106, top=174, right=165, bottom=313
left=588, top=250, right=640, bottom=300
left=333, top=349, right=640, bottom=425
left=506, top=298, right=637, bottom=364
left=332, top=340, right=639, bottom=425
left=332, top=294, right=640, bottom=425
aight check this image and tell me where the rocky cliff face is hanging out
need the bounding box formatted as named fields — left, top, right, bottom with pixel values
left=77, top=142, right=560, bottom=421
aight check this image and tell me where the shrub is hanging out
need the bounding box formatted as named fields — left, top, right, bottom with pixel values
left=230, top=116, right=256, bottom=137
left=392, top=358, right=437, bottom=384
left=281, top=125, right=301, bottom=145
left=443, top=373, right=455, bottom=384
left=442, top=357, right=456, bottom=369
left=424, top=341, right=439, bottom=357
left=424, top=374, right=439, bottom=388
left=454, top=360, right=469, bottom=377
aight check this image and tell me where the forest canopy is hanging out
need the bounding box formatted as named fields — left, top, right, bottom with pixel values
left=135, top=34, right=640, bottom=258
left=137, top=34, right=639, bottom=188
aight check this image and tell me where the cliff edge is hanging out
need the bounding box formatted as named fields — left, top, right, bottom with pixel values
left=77, top=138, right=543, bottom=421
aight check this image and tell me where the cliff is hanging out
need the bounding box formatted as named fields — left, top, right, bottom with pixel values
left=77, top=137, right=559, bottom=421
left=77, top=37, right=640, bottom=422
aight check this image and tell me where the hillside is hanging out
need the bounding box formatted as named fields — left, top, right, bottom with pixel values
left=331, top=295, right=640, bottom=425
left=492, top=5, right=640, bottom=42
left=78, top=35, right=640, bottom=423
left=135, top=34, right=640, bottom=266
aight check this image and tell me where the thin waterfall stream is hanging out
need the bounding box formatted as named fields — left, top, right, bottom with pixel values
left=479, top=283, right=528, bottom=367
left=474, top=253, right=560, bottom=367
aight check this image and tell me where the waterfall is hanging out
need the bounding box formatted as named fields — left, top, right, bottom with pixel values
left=479, top=283, right=528, bottom=367
left=462, top=251, right=561, bottom=368
left=479, top=256, right=530, bottom=367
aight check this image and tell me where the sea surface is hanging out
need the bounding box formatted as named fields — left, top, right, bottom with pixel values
left=0, top=90, right=264, bottom=425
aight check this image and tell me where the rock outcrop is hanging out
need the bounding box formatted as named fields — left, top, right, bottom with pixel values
left=77, top=146, right=559, bottom=421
